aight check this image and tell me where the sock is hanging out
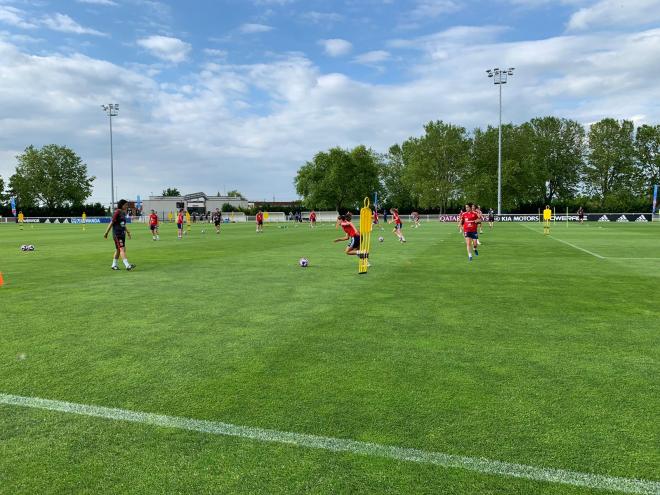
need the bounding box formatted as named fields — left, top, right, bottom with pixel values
left=112, top=259, right=118, bottom=267
left=123, top=259, right=130, bottom=268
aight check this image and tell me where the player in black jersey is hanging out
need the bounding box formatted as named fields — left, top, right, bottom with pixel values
left=212, top=208, right=223, bottom=234
left=104, top=199, right=135, bottom=271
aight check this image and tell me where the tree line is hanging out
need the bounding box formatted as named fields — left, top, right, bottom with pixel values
left=0, top=144, right=101, bottom=216
left=295, top=117, right=660, bottom=213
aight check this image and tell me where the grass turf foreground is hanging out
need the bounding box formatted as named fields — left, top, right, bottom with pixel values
left=0, top=221, right=658, bottom=494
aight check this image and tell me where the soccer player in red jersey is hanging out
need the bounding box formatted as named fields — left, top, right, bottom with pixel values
left=462, top=203, right=479, bottom=261
left=334, top=213, right=361, bottom=256
left=148, top=209, right=159, bottom=241
left=176, top=208, right=184, bottom=239
left=104, top=199, right=135, bottom=271
left=309, top=210, right=317, bottom=228
left=390, top=208, right=406, bottom=243
left=475, top=204, right=484, bottom=237
left=373, top=209, right=379, bottom=225
left=457, top=206, right=465, bottom=233
left=256, top=210, right=264, bottom=233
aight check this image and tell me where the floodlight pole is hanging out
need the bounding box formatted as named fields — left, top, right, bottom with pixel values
left=486, top=68, right=514, bottom=215
left=101, top=104, right=119, bottom=210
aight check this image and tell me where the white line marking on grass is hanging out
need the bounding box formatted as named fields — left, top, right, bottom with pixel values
left=520, top=224, right=606, bottom=259
left=1, top=393, right=658, bottom=495
left=609, top=258, right=660, bottom=260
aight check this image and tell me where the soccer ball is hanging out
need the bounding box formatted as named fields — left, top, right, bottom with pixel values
left=378, top=236, right=384, bottom=242
left=299, top=258, right=309, bottom=267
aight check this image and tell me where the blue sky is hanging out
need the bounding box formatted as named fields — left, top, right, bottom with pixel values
left=1, top=0, right=659, bottom=204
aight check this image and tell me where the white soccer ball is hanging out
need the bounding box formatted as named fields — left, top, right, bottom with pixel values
left=299, top=257, right=309, bottom=267
left=378, top=236, right=384, bottom=242
left=20, top=244, right=28, bottom=251
left=28, top=244, right=35, bottom=251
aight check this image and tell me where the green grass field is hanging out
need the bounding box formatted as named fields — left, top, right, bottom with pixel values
left=1, top=220, right=658, bottom=494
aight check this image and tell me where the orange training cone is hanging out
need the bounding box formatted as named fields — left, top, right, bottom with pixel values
left=0, top=272, right=4, bottom=287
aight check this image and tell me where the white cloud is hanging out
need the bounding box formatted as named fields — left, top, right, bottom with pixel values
left=0, top=5, right=38, bottom=29
left=301, top=11, right=344, bottom=24
left=410, top=0, right=461, bottom=18
left=42, top=13, right=106, bottom=36
left=319, top=38, right=352, bottom=57
left=389, top=25, right=508, bottom=60
left=1, top=25, right=660, bottom=203
left=203, top=48, right=228, bottom=59
left=77, top=0, right=119, bottom=6
left=567, top=0, right=660, bottom=30
left=353, top=50, right=390, bottom=65
left=136, top=35, right=191, bottom=63
left=252, top=0, right=297, bottom=4
left=239, top=23, right=273, bottom=34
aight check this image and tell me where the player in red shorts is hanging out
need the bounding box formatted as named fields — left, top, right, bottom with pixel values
left=256, top=210, right=264, bottom=233
left=462, top=203, right=479, bottom=261
left=334, top=212, right=361, bottom=256
left=390, top=208, right=406, bottom=243
left=148, top=209, right=159, bottom=241
left=103, top=199, right=135, bottom=270
left=309, top=210, right=317, bottom=228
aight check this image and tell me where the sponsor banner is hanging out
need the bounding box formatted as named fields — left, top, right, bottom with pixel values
left=586, top=214, right=651, bottom=222
left=436, top=213, right=652, bottom=222
left=12, top=217, right=121, bottom=224
left=498, top=215, right=540, bottom=222
left=70, top=217, right=109, bottom=224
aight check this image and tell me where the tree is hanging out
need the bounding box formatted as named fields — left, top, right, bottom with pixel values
left=584, top=119, right=635, bottom=206
left=522, top=117, right=585, bottom=204
left=10, top=145, right=94, bottom=210
left=0, top=175, right=6, bottom=203
left=162, top=188, right=181, bottom=196
left=226, top=189, right=246, bottom=200
left=634, top=124, right=660, bottom=195
left=403, top=121, right=470, bottom=212
left=380, top=145, right=416, bottom=209
left=295, top=145, right=381, bottom=211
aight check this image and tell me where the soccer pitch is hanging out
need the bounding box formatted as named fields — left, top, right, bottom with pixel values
left=1, top=221, right=658, bottom=494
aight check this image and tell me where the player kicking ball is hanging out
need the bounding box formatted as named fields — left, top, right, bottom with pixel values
left=334, top=213, right=362, bottom=256
left=390, top=208, right=406, bottom=242
left=104, top=199, right=135, bottom=271
left=148, top=209, right=160, bottom=240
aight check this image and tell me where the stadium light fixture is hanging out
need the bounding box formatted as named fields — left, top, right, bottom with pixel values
left=485, top=67, right=515, bottom=216
left=101, top=104, right=119, bottom=210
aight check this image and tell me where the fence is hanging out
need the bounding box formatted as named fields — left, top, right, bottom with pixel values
left=1, top=213, right=654, bottom=224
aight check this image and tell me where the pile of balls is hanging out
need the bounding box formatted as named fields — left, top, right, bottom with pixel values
left=20, top=244, right=35, bottom=251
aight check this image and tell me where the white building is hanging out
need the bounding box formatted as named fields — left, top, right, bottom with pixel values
left=141, top=192, right=249, bottom=218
